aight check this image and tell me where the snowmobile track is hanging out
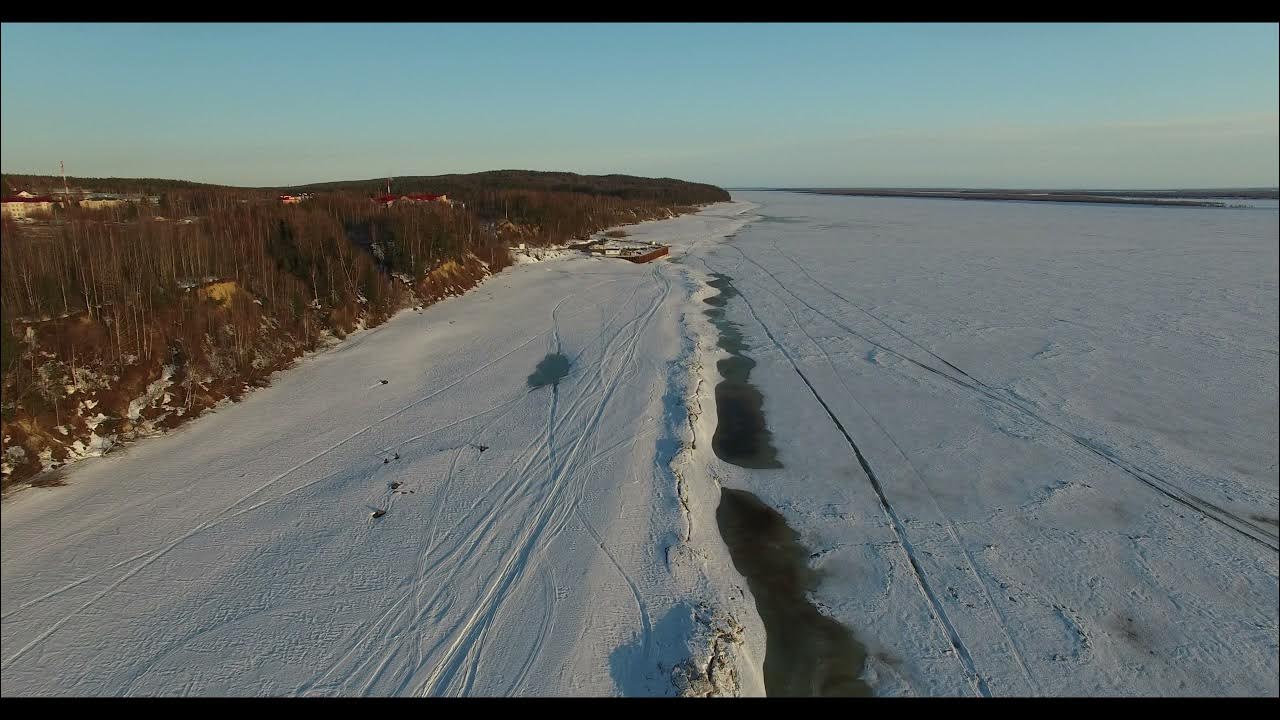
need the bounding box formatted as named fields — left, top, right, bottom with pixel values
left=720, top=243, right=1279, bottom=553
left=697, top=255, right=991, bottom=697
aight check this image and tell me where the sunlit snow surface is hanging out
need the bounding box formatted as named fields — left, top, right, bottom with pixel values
left=3, top=193, right=1276, bottom=696
left=1, top=205, right=763, bottom=697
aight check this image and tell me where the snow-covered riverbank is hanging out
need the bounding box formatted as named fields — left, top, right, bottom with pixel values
left=1, top=202, right=764, bottom=696
left=5, top=191, right=1275, bottom=697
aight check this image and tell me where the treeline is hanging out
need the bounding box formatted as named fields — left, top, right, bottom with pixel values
left=1, top=192, right=505, bottom=423
left=5, top=169, right=732, bottom=206
left=295, top=169, right=731, bottom=205
left=1, top=171, right=728, bottom=486
left=3, top=173, right=226, bottom=196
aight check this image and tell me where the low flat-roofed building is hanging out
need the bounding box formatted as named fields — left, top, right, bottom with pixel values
left=1, top=193, right=57, bottom=219
left=79, top=194, right=127, bottom=210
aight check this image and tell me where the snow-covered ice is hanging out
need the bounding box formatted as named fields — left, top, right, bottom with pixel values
left=680, top=191, right=1278, bottom=696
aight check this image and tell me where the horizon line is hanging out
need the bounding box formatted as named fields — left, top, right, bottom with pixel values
left=4, top=170, right=1277, bottom=194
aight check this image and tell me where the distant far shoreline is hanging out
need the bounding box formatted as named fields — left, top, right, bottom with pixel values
left=748, top=187, right=1279, bottom=208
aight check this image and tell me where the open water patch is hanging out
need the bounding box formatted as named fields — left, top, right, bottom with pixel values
left=717, top=488, right=871, bottom=696
left=704, top=273, right=781, bottom=469
left=703, top=271, right=871, bottom=696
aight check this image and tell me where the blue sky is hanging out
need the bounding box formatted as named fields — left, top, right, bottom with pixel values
left=2, top=23, right=1277, bottom=188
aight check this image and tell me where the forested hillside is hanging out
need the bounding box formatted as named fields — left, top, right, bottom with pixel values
left=1, top=171, right=728, bottom=488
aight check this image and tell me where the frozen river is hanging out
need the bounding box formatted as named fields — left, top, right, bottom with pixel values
left=681, top=191, right=1278, bottom=695
left=3, top=192, right=1276, bottom=696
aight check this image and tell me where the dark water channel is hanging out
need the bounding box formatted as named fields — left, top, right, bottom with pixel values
left=704, top=274, right=781, bottom=469
left=704, top=271, right=871, bottom=697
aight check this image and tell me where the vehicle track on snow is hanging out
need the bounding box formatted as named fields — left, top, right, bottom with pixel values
left=286, top=279, right=651, bottom=692
left=491, top=266, right=668, bottom=681
left=409, top=268, right=668, bottom=695
left=219, top=277, right=619, bottom=527
left=409, top=273, right=664, bottom=578
left=279, top=280, right=637, bottom=696
left=2, top=324, right=578, bottom=672
left=1, top=260, right=676, bottom=696
left=712, top=252, right=1042, bottom=694
left=696, top=253, right=991, bottom=697
left=0, top=549, right=153, bottom=622
left=719, top=242, right=1278, bottom=553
